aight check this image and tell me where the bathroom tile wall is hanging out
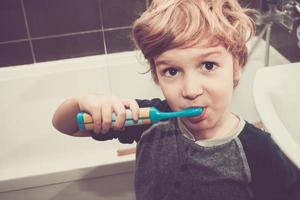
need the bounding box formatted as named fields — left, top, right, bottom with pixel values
left=0, top=0, right=299, bottom=68
left=269, top=23, right=300, bottom=63
left=244, top=0, right=300, bottom=62
left=0, top=0, right=146, bottom=67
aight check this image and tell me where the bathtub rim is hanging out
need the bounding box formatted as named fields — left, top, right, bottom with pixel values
left=0, top=149, right=135, bottom=193
left=0, top=51, right=145, bottom=193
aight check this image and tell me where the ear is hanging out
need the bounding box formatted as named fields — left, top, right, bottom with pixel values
left=233, top=59, right=242, bottom=82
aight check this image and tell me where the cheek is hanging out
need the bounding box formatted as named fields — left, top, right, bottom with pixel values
left=208, top=74, right=234, bottom=107
left=159, top=84, right=176, bottom=99
left=158, top=81, right=181, bottom=109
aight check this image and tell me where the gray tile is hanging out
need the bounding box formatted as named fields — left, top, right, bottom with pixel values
left=32, top=32, right=105, bottom=62
left=101, top=0, right=146, bottom=28
left=270, top=24, right=300, bottom=62
left=0, top=41, right=33, bottom=67
left=24, top=0, right=102, bottom=37
left=0, top=0, right=27, bottom=42
left=104, top=28, right=135, bottom=53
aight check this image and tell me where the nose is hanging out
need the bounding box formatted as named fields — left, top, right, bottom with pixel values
left=181, top=73, right=203, bottom=100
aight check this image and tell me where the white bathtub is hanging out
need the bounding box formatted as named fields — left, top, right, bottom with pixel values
left=0, top=37, right=290, bottom=199
left=0, top=52, right=159, bottom=200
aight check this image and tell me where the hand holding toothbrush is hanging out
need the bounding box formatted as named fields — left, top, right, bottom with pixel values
left=77, top=106, right=203, bottom=131
left=75, top=95, right=141, bottom=134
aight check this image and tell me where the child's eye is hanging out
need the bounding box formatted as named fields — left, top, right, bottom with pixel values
left=163, top=67, right=178, bottom=77
left=202, top=62, right=217, bottom=71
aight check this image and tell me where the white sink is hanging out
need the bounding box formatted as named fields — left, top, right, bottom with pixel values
left=253, top=62, right=300, bottom=169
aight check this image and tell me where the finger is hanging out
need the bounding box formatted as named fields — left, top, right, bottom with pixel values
left=89, top=107, right=102, bottom=134
left=101, top=102, right=112, bottom=134
left=112, top=100, right=126, bottom=130
left=121, top=98, right=131, bottom=109
left=126, top=99, right=140, bottom=122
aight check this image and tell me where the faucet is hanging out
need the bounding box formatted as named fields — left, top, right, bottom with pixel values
left=249, top=0, right=300, bottom=66
left=279, top=0, right=300, bottom=31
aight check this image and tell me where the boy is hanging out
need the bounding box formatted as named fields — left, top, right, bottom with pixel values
left=52, top=0, right=300, bottom=199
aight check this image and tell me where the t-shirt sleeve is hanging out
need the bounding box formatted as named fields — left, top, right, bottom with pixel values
left=91, top=98, right=170, bottom=143
left=239, top=123, right=300, bottom=200
left=264, top=136, right=300, bottom=200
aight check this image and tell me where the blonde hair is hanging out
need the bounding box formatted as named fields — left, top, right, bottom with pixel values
left=132, top=0, right=256, bottom=82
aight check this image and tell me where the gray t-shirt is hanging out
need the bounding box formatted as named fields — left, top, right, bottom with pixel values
left=135, top=118, right=253, bottom=200
left=92, top=98, right=300, bottom=200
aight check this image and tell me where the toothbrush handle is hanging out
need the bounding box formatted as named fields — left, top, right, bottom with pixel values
left=77, top=109, right=151, bottom=131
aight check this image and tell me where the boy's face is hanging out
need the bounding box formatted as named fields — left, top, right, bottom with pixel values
left=154, top=40, right=241, bottom=134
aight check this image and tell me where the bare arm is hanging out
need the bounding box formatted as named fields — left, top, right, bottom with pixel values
left=52, top=97, right=91, bottom=137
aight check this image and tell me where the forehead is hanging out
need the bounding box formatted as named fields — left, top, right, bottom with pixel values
left=154, top=42, right=228, bottom=64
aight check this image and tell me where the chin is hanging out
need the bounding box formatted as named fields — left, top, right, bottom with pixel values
left=182, top=119, right=210, bottom=132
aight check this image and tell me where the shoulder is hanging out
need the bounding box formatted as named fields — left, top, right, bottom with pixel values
left=238, top=121, right=294, bottom=180
left=238, top=121, right=287, bottom=169
left=238, top=121, right=274, bottom=150
left=237, top=121, right=282, bottom=176
left=239, top=124, right=300, bottom=199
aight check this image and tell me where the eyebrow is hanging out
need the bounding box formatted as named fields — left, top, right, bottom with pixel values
left=155, top=50, right=222, bottom=66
